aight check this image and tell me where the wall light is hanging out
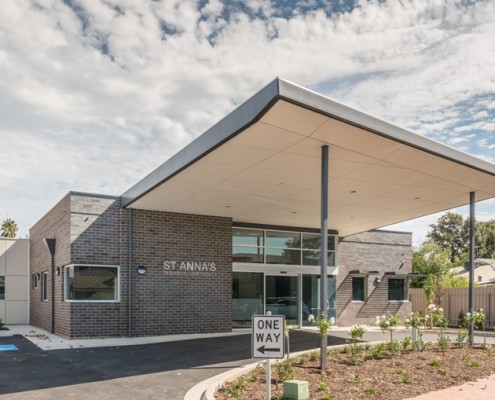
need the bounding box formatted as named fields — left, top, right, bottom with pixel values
left=136, top=266, right=147, bottom=275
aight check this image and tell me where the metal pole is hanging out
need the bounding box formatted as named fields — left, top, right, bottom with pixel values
left=128, top=208, right=133, bottom=337
left=468, top=191, right=475, bottom=344
left=51, top=254, right=55, bottom=334
left=320, top=145, right=329, bottom=370
left=266, top=359, right=271, bottom=400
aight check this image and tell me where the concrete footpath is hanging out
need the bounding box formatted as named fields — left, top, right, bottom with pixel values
left=1, top=325, right=495, bottom=400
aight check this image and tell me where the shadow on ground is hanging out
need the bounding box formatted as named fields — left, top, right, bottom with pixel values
left=0, top=331, right=346, bottom=395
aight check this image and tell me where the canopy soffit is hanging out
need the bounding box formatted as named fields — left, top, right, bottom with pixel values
left=122, top=79, right=495, bottom=237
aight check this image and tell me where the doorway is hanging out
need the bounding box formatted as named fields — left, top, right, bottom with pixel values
left=265, top=275, right=299, bottom=325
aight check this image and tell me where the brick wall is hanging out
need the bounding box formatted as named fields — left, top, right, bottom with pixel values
left=69, top=194, right=127, bottom=338
left=337, top=230, right=412, bottom=326
left=131, top=210, right=232, bottom=336
left=30, top=194, right=72, bottom=336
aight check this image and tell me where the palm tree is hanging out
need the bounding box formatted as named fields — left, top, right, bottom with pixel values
left=1, top=218, right=18, bottom=238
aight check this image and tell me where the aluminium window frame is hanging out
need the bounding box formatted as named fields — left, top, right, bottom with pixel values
left=64, top=264, right=120, bottom=303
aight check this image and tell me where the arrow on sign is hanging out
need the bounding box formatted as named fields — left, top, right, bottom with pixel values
left=257, top=345, right=281, bottom=354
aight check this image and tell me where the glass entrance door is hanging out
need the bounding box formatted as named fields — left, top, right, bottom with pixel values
left=265, top=275, right=299, bottom=325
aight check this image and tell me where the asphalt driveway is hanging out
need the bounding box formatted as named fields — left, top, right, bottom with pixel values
left=0, top=331, right=347, bottom=399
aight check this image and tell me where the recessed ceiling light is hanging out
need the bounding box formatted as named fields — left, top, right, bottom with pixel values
left=350, top=216, right=355, bottom=219
left=225, top=205, right=231, bottom=208
left=350, top=190, right=357, bottom=194
left=277, top=181, right=284, bottom=185
left=414, top=197, right=421, bottom=200
left=291, top=211, right=297, bottom=214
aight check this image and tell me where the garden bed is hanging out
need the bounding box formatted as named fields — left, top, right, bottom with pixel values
left=216, top=343, right=495, bottom=399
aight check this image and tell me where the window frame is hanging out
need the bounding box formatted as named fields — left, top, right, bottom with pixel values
left=233, top=227, right=338, bottom=267
left=64, top=264, right=120, bottom=303
left=388, top=278, right=408, bottom=302
left=0, top=275, right=5, bottom=300
left=351, top=276, right=366, bottom=302
left=42, top=272, right=48, bottom=301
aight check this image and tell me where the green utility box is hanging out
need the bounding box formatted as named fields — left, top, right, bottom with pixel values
left=282, top=380, right=309, bottom=399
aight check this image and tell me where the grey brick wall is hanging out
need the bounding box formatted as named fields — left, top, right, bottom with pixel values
left=30, top=194, right=72, bottom=337
left=337, top=230, right=412, bottom=326
left=131, top=210, right=232, bottom=336
left=69, top=194, right=127, bottom=338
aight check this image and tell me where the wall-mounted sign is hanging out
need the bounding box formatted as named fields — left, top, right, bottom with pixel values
left=162, top=261, right=217, bottom=276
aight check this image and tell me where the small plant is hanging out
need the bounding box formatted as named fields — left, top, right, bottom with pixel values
left=323, top=394, right=333, bottom=400
left=401, top=376, right=411, bottom=384
left=402, top=336, right=412, bottom=351
left=469, top=361, right=479, bottom=368
left=350, top=373, right=361, bottom=383
left=430, top=358, right=442, bottom=367
left=455, top=330, right=469, bottom=348
left=347, top=325, right=367, bottom=364
left=340, top=345, right=350, bottom=354
left=365, top=343, right=371, bottom=350
left=437, top=333, right=451, bottom=355
left=395, top=368, right=405, bottom=375
left=461, top=354, right=469, bottom=361
left=275, top=359, right=294, bottom=382
left=296, top=356, right=305, bottom=366
left=371, top=343, right=386, bottom=359
left=318, top=381, right=328, bottom=392
left=308, top=314, right=335, bottom=338
left=364, top=386, right=378, bottom=395
left=387, top=340, right=401, bottom=357
left=309, top=350, right=318, bottom=361
left=438, top=369, right=447, bottom=376
left=249, top=373, right=258, bottom=382
left=228, top=378, right=246, bottom=398
left=465, top=309, right=487, bottom=347
left=376, top=312, right=400, bottom=362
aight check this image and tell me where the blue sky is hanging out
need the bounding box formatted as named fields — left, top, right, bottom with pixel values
left=0, top=0, right=494, bottom=245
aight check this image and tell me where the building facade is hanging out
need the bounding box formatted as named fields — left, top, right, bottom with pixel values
left=30, top=192, right=411, bottom=338
left=0, top=238, right=29, bottom=325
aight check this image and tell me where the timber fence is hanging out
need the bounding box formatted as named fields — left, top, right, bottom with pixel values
left=409, top=287, right=495, bottom=329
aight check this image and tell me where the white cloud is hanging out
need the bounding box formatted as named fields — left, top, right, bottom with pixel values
left=0, top=0, right=494, bottom=238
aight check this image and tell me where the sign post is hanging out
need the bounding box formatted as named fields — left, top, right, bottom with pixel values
left=252, top=315, right=285, bottom=400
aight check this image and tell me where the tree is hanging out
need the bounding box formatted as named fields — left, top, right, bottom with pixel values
left=476, top=220, right=495, bottom=259
left=427, top=212, right=468, bottom=263
left=1, top=218, right=18, bottom=238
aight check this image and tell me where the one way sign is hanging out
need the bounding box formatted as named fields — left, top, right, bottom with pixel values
left=252, top=315, right=285, bottom=359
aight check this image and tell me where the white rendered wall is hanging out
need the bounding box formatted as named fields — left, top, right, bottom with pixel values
left=0, top=238, right=29, bottom=324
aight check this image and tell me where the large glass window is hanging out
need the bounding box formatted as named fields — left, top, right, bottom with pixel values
left=352, top=277, right=366, bottom=301
left=0, top=276, right=5, bottom=300
left=302, top=275, right=336, bottom=326
left=233, top=228, right=264, bottom=263
left=233, top=228, right=337, bottom=266
left=388, top=278, right=407, bottom=301
left=233, top=272, right=263, bottom=328
left=65, top=265, right=119, bottom=302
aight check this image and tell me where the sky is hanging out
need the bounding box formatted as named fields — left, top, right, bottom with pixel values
left=0, top=0, right=494, bottom=246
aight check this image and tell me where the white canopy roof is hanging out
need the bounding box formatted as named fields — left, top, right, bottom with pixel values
left=122, top=78, right=495, bottom=237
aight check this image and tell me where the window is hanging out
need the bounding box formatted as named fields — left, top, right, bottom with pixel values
left=233, top=227, right=337, bottom=266
left=32, top=274, right=39, bottom=290
left=352, top=277, right=365, bottom=301
left=65, top=265, right=119, bottom=302
left=0, top=276, right=5, bottom=300
left=42, top=272, right=48, bottom=301
left=388, top=278, right=407, bottom=301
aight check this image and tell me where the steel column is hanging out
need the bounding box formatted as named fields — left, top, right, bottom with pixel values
left=320, top=145, right=329, bottom=370
left=468, top=191, right=475, bottom=343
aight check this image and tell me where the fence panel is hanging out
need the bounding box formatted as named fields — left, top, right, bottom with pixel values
left=409, top=287, right=495, bottom=328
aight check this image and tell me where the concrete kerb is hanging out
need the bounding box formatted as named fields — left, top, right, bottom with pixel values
left=186, top=341, right=385, bottom=400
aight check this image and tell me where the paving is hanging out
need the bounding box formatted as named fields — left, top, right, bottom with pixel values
left=0, top=325, right=494, bottom=400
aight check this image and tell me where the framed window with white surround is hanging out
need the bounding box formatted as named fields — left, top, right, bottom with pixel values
left=64, top=265, right=120, bottom=302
